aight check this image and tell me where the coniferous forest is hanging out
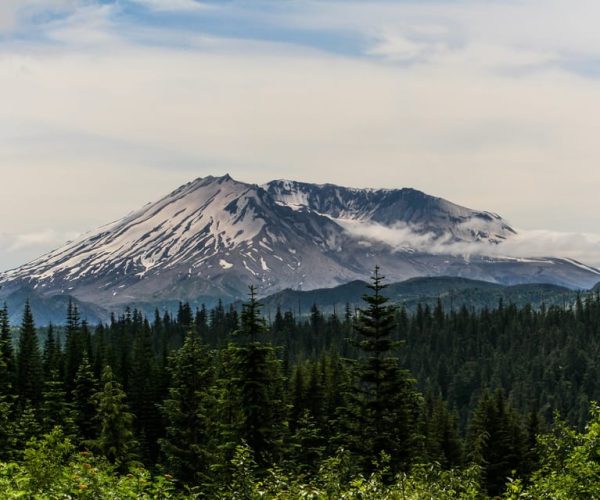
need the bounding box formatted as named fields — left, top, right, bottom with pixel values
left=1, top=268, right=600, bottom=498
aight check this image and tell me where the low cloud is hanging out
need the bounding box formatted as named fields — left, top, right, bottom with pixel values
left=339, top=220, right=600, bottom=268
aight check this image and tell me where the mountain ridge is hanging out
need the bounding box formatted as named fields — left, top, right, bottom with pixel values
left=1, top=174, right=598, bottom=319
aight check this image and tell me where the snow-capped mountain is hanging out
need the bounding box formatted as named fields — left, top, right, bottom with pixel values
left=264, top=180, right=515, bottom=243
left=1, top=174, right=598, bottom=313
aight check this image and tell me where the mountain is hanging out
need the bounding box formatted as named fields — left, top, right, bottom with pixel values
left=264, top=180, right=516, bottom=243
left=1, top=287, right=106, bottom=326
left=255, top=277, right=578, bottom=317
left=1, top=174, right=598, bottom=321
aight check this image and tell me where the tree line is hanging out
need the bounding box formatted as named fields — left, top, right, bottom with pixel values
left=0, top=267, right=599, bottom=497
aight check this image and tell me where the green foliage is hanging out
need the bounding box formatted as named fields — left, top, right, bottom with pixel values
left=72, top=355, right=99, bottom=441
left=3, top=276, right=600, bottom=496
left=40, top=371, right=77, bottom=437
left=506, top=402, right=600, bottom=499
left=467, top=390, right=528, bottom=496
left=160, top=329, right=218, bottom=486
left=0, top=428, right=180, bottom=498
left=90, top=366, right=138, bottom=472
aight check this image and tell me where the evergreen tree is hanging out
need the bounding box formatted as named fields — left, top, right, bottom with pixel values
left=0, top=303, right=15, bottom=396
left=40, top=370, right=77, bottom=436
left=13, top=403, right=41, bottom=455
left=72, top=355, right=98, bottom=441
left=423, top=395, right=463, bottom=468
left=129, top=321, right=163, bottom=464
left=16, top=301, right=43, bottom=406
left=0, top=388, right=15, bottom=460
left=289, top=409, right=325, bottom=475
left=344, top=266, right=420, bottom=475
left=221, top=286, right=287, bottom=468
left=467, top=389, right=527, bottom=496
left=64, top=300, right=84, bottom=396
left=91, top=366, right=138, bottom=472
left=42, top=325, right=62, bottom=380
left=160, top=330, right=217, bottom=486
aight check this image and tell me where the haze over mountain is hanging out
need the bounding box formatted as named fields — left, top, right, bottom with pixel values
left=1, top=174, right=598, bottom=321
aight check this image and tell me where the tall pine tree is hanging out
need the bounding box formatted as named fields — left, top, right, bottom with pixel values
left=220, top=286, right=287, bottom=468
left=16, top=301, right=44, bottom=406
left=91, top=366, right=138, bottom=472
left=160, top=330, right=217, bottom=486
left=0, top=303, right=15, bottom=396
left=343, top=266, right=420, bottom=474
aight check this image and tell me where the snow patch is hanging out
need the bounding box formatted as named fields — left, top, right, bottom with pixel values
left=260, top=257, right=270, bottom=271
left=219, top=259, right=233, bottom=270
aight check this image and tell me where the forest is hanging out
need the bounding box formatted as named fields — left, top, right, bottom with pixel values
left=0, top=267, right=599, bottom=498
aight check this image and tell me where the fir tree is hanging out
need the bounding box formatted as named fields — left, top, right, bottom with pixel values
left=42, top=325, right=62, bottom=380
left=344, top=266, right=420, bottom=475
left=423, top=395, right=464, bottom=468
left=129, top=322, right=163, bottom=464
left=63, top=300, right=84, bottom=396
left=289, top=409, right=325, bottom=475
left=16, top=301, right=44, bottom=406
left=467, top=389, right=527, bottom=496
left=40, top=370, right=77, bottom=436
left=91, top=366, right=138, bottom=472
left=0, top=303, right=15, bottom=396
left=72, top=355, right=98, bottom=441
left=13, top=403, right=41, bottom=455
left=160, top=330, right=217, bottom=486
left=221, top=286, right=288, bottom=468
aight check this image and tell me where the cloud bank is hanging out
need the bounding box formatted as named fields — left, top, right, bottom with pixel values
left=340, top=220, right=600, bottom=268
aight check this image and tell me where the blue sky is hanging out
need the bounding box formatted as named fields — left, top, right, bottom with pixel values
left=2, top=0, right=600, bottom=270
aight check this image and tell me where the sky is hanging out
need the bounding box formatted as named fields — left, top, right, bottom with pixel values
left=1, top=0, right=600, bottom=270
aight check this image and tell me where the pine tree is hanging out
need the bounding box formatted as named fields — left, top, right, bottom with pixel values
left=289, top=362, right=307, bottom=432
left=42, top=325, right=62, bottom=380
left=0, top=388, right=15, bottom=460
left=0, top=303, right=15, bottom=396
left=16, top=301, right=44, bottom=406
left=72, top=355, right=98, bottom=441
left=160, top=330, right=217, bottom=486
left=221, top=286, right=288, bottom=468
left=344, top=266, right=420, bottom=475
left=91, top=365, right=138, bottom=472
left=13, top=403, right=41, bottom=455
left=40, top=370, right=77, bottom=436
left=64, top=300, right=83, bottom=396
left=423, top=395, right=464, bottom=468
left=289, top=409, right=325, bottom=475
left=467, top=389, right=527, bottom=496
left=129, top=321, right=163, bottom=464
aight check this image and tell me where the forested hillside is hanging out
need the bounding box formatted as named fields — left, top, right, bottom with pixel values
left=0, top=268, right=599, bottom=497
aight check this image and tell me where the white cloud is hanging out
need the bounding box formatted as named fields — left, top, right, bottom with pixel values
left=367, top=31, right=431, bottom=62
left=130, top=0, right=212, bottom=12
left=0, top=0, right=22, bottom=32
left=340, top=220, right=600, bottom=268
left=0, top=0, right=76, bottom=33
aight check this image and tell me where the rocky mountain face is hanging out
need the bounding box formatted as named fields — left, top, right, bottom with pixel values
left=1, top=174, right=598, bottom=321
left=264, top=179, right=516, bottom=243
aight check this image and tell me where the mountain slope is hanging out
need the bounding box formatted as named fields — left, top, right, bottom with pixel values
left=256, top=277, right=578, bottom=316
left=264, top=179, right=516, bottom=242
left=1, top=174, right=598, bottom=319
